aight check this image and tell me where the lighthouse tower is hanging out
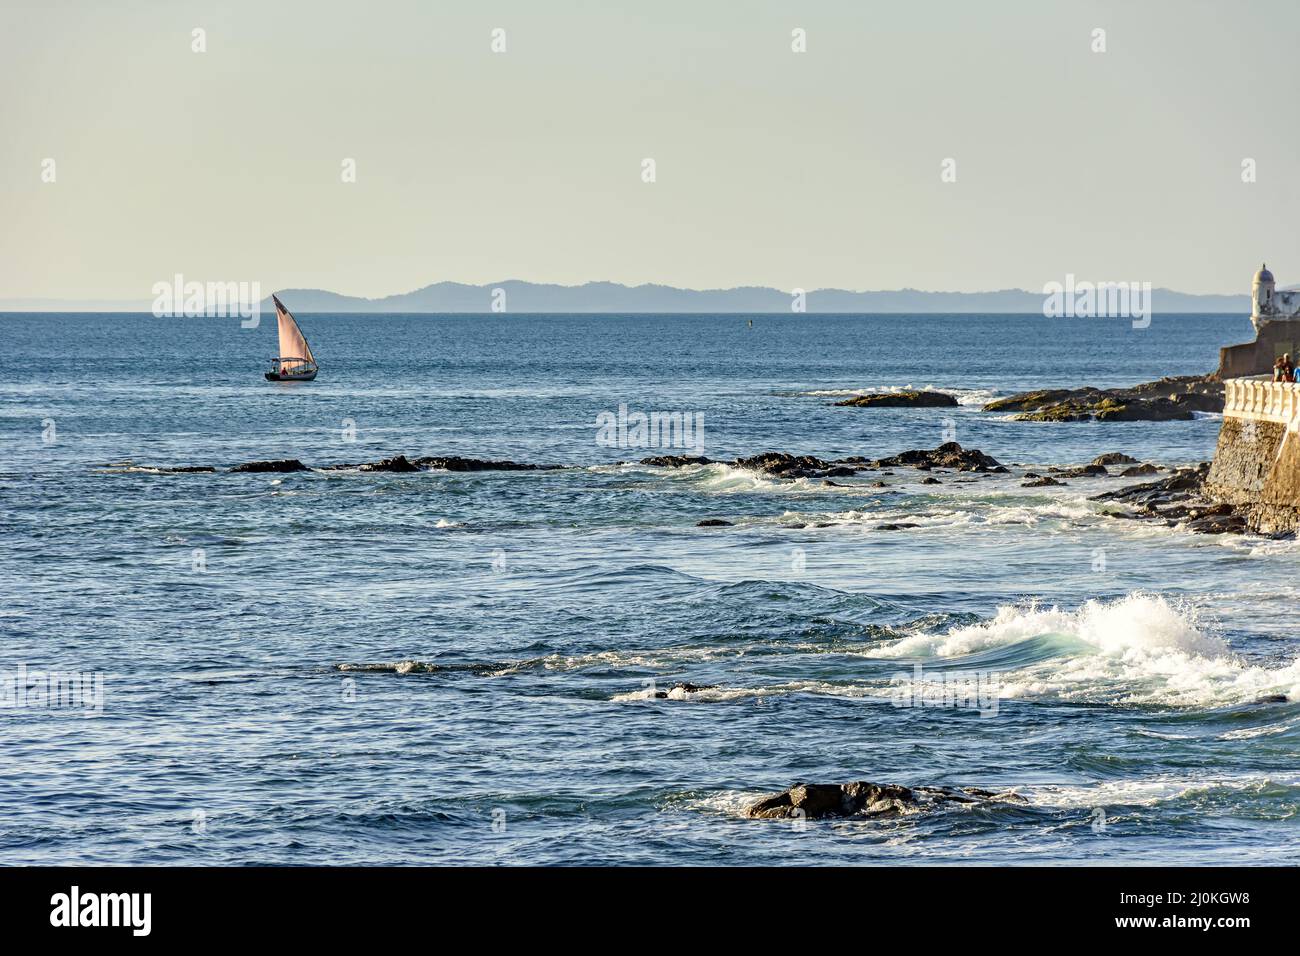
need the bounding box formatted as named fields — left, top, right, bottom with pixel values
left=1253, top=263, right=1276, bottom=328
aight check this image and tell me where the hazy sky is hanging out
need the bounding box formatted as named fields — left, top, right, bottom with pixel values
left=2, top=0, right=1297, bottom=300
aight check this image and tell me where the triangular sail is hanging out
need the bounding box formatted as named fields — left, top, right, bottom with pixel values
left=272, top=295, right=315, bottom=370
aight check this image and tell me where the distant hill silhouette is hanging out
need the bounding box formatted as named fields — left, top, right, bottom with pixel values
left=257, top=281, right=1246, bottom=314
left=3, top=280, right=1248, bottom=314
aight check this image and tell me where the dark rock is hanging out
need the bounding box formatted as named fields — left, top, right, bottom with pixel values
left=1091, top=462, right=1252, bottom=535
left=1049, top=463, right=1108, bottom=478
left=983, top=375, right=1222, bottom=423
left=745, top=780, right=1025, bottom=820
left=1021, top=476, right=1064, bottom=487
left=875, top=522, right=919, bottom=530
left=731, top=452, right=848, bottom=480
left=834, top=390, right=959, bottom=409
left=230, top=459, right=310, bottom=473
left=1118, top=463, right=1159, bottom=477
left=1092, top=463, right=1210, bottom=503
left=641, top=455, right=713, bottom=467
left=696, top=518, right=733, bottom=527
left=983, top=388, right=1081, bottom=413
left=411, top=456, right=546, bottom=472
left=358, top=455, right=420, bottom=473
left=1256, top=693, right=1289, bottom=704
left=869, top=441, right=1005, bottom=473
left=920, top=476, right=941, bottom=485
left=1092, top=452, right=1138, bottom=466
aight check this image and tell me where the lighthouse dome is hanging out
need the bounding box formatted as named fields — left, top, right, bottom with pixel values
left=1256, top=264, right=1275, bottom=283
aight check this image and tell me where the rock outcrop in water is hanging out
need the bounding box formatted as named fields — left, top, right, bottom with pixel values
left=853, top=441, right=1006, bottom=473
left=833, top=390, right=958, bottom=409
left=230, top=459, right=311, bottom=473
left=637, top=443, right=1008, bottom=480
left=1091, top=462, right=1249, bottom=534
left=983, top=375, right=1222, bottom=422
left=745, top=781, right=1025, bottom=819
left=640, top=455, right=713, bottom=467
left=221, top=455, right=554, bottom=474
left=414, top=456, right=552, bottom=472
left=731, top=452, right=856, bottom=480
left=1092, top=452, right=1138, bottom=466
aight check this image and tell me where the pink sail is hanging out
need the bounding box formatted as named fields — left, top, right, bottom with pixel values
left=273, top=295, right=315, bottom=371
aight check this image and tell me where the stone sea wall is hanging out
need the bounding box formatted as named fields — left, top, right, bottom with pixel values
left=1206, top=378, right=1300, bottom=533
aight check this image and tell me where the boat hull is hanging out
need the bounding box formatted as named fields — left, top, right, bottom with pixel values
left=265, top=370, right=317, bottom=382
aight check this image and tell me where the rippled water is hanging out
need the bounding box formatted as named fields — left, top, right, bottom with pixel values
left=3, top=311, right=1298, bottom=865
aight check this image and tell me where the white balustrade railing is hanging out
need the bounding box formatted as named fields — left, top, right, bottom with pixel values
left=1223, top=376, right=1300, bottom=424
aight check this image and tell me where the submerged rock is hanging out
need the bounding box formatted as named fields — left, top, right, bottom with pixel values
left=983, top=375, right=1223, bottom=422
left=745, top=780, right=1025, bottom=820
left=1021, top=475, right=1064, bottom=487
left=696, top=518, right=733, bottom=527
left=230, top=459, right=310, bottom=473
left=834, top=391, right=958, bottom=409
left=875, top=522, right=920, bottom=530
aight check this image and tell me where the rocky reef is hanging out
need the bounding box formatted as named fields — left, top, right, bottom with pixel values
left=833, top=390, right=958, bottom=409
left=984, top=375, right=1222, bottom=422
left=1092, top=462, right=1249, bottom=534
left=850, top=441, right=1007, bottom=473
left=746, top=780, right=1025, bottom=820
left=225, top=455, right=554, bottom=474
left=639, top=442, right=1007, bottom=479
left=229, top=459, right=311, bottom=473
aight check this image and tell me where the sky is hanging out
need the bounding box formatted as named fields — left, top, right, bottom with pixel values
left=1, top=0, right=1297, bottom=301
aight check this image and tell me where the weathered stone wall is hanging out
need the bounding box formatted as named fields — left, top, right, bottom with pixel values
left=1250, top=429, right=1300, bottom=534
left=1205, top=413, right=1300, bottom=534
left=1205, top=417, right=1285, bottom=504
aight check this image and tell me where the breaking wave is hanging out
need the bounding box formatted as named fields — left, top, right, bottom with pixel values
left=868, top=592, right=1300, bottom=708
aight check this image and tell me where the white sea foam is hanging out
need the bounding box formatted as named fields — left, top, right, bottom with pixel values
left=869, top=592, right=1300, bottom=708
left=1025, top=773, right=1300, bottom=810
left=796, top=384, right=998, bottom=407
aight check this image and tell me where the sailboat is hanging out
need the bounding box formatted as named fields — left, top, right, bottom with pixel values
left=265, top=294, right=318, bottom=381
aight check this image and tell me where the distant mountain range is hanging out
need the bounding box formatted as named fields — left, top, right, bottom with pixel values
left=2, top=281, right=1249, bottom=314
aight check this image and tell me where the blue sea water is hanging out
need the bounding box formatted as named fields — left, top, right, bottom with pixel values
left=3, top=311, right=1299, bottom=865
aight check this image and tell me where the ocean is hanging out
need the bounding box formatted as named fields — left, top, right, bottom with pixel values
left=3, top=310, right=1298, bottom=865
